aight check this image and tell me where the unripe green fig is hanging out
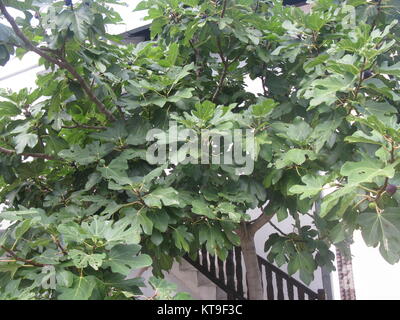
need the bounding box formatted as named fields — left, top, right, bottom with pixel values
left=368, top=202, right=377, bottom=210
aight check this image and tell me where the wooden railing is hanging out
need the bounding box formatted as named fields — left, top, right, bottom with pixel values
left=185, top=247, right=246, bottom=300
left=184, top=246, right=325, bottom=300
left=257, top=256, right=325, bottom=300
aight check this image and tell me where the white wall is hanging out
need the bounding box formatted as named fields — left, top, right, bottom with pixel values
left=349, top=231, right=400, bottom=300
left=248, top=208, right=325, bottom=295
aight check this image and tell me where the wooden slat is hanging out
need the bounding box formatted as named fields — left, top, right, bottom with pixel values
left=317, top=289, right=326, bottom=300
left=298, top=288, right=305, bottom=300
left=209, top=253, right=216, bottom=277
left=218, top=257, right=225, bottom=284
left=265, top=266, right=274, bottom=300
left=226, top=249, right=235, bottom=292
left=234, top=246, right=244, bottom=296
left=287, top=282, right=294, bottom=300
left=184, top=247, right=322, bottom=301
left=257, top=257, right=319, bottom=298
left=276, top=274, right=284, bottom=300
left=201, top=247, right=208, bottom=270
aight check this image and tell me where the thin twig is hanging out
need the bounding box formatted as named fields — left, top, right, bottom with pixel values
left=221, top=0, right=228, bottom=18
left=375, top=139, right=395, bottom=201
left=261, top=75, right=268, bottom=96
left=62, top=124, right=107, bottom=130
left=0, top=245, right=46, bottom=267
left=189, top=39, right=203, bottom=79
left=51, top=235, right=68, bottom=256
left=254, top=0, right=260, bottom=13
left=269, top=221, right=288, bottom=236
left=211, top=38, right=242, bottom=102
left=0, top=146, right=57, bottom=160
left=354, top=57, right=367, bottom=98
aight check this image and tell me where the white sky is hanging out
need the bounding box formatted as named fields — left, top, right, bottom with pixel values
left=1, top=0, right=400, bottom=300
left=107, top=1, right=149, bottom=34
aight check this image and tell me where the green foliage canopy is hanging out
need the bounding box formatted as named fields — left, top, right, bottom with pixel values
left=0, top=0, right=399, bottom=299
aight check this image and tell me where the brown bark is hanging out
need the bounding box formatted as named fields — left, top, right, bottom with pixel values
left=0, top=245, right=45, bottom=267
left=0, top=146, right=57, bottom=160
left=235, top=205, right=275, bottom=300
left=238, top=223, right=264, bottom=300
left=336, top=244, right=356, bottom=300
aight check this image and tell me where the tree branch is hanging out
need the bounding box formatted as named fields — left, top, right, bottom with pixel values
left=212, top=62, right=229, bottom=102
left=268, top=220, right=288, bottom=236
left=62, top=124, right=107, bottom=130
left=261, top=75, right=268, bottom=96
left=0, top=1, right=116, bottom=122
left=211, top=37, right=244, bottom=102
left=247, top=196, right=278, bottom=234
left=212, top=38, right=231, bottom=102
left=0, top=146, right=57, bottom=160
left=221, top=0, right=228, bottom=18
left=50, top=235, right=68, bottom=256
left=248, top=211, right=275, bottom=234
left=0, top=245, right=45, bottom=267
left=189, top=38, right=203, bottom=79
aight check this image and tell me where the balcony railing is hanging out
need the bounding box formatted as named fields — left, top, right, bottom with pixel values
left=184, top=246, right=325, bottom=300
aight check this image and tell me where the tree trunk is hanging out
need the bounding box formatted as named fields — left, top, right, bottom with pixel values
left=238, top=224, right=264, bottom=300
left=336, top=242, right=356, bottom=300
